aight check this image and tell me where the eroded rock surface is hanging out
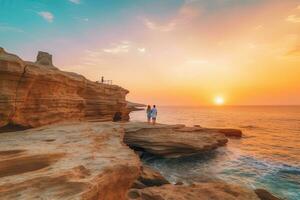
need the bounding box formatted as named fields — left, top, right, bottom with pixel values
left=0, top=48, right=129, bottom=128
left=132, top=165, right=169, bottom=189
left=128, top=182, right=260, bottom=200
left=124, top=122, right=228, bottom=158
left=126, top=101, right=146, bottom=112
left=0, top=122, right=140, bottom=200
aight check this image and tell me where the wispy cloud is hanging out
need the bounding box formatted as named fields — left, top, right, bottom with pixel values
left=137, top=48, right=146, bottom=53
left=286, top=14, right=300, bottom=23
left=0, top=24, right=24, bottom=33
left=80, top=50, right=104, bottom=66
left=76, top=42, right=147, bottom=67
left=248, top=43, right=257, bottom=49
left=254, top=25, right=263, bottom=30
left=143, top=18, right=176, bottom=32
left=69, top=0, right=80, bottom=4
left=103, top=41, right=131, bottom=54
left=185, top=59, right=208, bottom=65
left=142, top=3, right=200, bottom=32
left=287, top=45, right=300, bottom=56
left=38, top=11, right=54, bottom=23
left=179, top=4, right=201, bottom=19
left=286, top=5, right=300, bottom=23
left=74, top=17, right=89, bottom=22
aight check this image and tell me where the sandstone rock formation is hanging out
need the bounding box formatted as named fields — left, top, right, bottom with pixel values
left=0, top=122, right=140, bottom=200
left=0, top=47, right=130, bottom=129
left=35, top=51, right=54, bottom=67
left=128, top=182, right=260, bottom=200
left=0, top=120, right=280, bottom=200
left=126, top=101, right=146, bottom=112
left=123, top=122, right=228, bottom=158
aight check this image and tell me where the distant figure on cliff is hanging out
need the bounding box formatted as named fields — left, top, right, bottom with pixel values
left=146, top=105, right=151, bottom=124
left=151, top=105, right=157, bottom=125
left=113, top=112, right=122, bottom=122
left=101, top=76, right=104, bottom=83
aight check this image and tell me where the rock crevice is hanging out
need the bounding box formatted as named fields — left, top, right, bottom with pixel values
left=12, top=65, right=28, bottom=122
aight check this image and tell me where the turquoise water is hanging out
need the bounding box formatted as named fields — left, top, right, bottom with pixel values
left=130, top=106, right=300, bottom=200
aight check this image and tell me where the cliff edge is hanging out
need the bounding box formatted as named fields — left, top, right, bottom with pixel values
left=0, top=47, right=130, bottom=128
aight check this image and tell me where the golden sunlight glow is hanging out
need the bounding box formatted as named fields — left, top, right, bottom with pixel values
left=60, top=1, right=300, bottom=106
left=214, top=96, right=225, bottom=106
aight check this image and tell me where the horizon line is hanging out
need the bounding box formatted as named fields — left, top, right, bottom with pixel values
left=151, top=104, right=300, bottom=107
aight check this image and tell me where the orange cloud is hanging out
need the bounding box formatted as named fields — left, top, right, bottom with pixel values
left=287, top=45, right=300, bottom=56
left=286, top=14, right=300, bottom=23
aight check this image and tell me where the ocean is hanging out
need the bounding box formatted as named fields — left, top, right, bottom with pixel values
left=130, top=106, right=300, bottom=200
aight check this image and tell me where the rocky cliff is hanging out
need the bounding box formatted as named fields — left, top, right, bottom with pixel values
left=0, top=47, right=129, bottom=128
left=0, top=121, right=281, bottom=200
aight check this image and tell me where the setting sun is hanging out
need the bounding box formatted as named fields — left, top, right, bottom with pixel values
left=214, top=96, right=225, bottom=106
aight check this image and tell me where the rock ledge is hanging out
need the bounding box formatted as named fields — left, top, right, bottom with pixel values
left=0, top=122, right=140, bottom=200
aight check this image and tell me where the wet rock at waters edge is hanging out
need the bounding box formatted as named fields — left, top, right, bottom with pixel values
left=131, top=165, right=169, bottom=189
left=0, top=122, right=140, bottom=200
left=128, top=182, right=260, bottom=200
left=255, top=189, right=283, bottom=200
left=124, top=122, right=228, bottom=158
left=131, top=180, right=147, bottom=189
left=216, top=128, right=242, bottom=137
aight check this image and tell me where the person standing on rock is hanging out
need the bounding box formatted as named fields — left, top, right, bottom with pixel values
left=146, top=105, right=152, bottom=124
left=151, top=105, right=157, bottom=125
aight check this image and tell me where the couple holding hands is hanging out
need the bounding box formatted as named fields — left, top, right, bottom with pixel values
left=146, top=105, right=157, bottom=125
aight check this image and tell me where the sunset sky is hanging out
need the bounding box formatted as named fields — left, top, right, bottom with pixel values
left=1, top=0, right=300, bottom=106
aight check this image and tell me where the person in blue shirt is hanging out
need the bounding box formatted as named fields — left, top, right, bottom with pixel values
left=151, top=105, right=157, bottom=125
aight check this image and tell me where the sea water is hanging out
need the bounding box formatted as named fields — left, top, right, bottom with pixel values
left=130, top=106, right=300, bottom=200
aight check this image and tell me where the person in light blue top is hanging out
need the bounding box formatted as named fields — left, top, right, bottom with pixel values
left=151, top=105, right=157, bottom=125
left=146, top=105, right=151, bottom=124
